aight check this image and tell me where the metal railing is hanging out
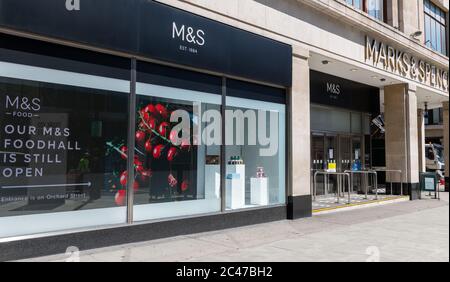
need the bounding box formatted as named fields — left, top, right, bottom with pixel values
left=372, top=168, right=403, bottom=196
left=313, top=167, right=405, bottom=205
left=344, top=170, right=378, bottom=200
left=310, top=168, right=320, bottom=197
left=313, top=171, right=351, bottom=204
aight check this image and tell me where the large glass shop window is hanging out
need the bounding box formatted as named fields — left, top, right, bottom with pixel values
left=225, top=80, right=286, bottom=210
left=0, top=59, right=130, bottom=238
left=133, top=62, right=222, bottom=221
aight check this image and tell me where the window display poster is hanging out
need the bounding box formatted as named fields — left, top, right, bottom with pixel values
left=130, top=95, right=198, bottom=206
left=0, top=77, right=128, bottom=217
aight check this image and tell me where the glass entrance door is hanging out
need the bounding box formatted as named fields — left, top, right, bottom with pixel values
left=325, top=135, right=337, bottom=166
left=312, top=134, right=325, bottom=170
left=311, top=134, right=325, bottom=195
left=352, top=137, right=363, bottom=169
left=311, top=133, right=366, bottom=197
left=311, top=134, right=342, bottom=196
left=351, top=136, right=363, bottom=193
left=339, top=136, right=352, bottom=173
left=324, top=135, right=338, bottom=195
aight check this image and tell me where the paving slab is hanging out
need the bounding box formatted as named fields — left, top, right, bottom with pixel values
left=18, top=194, right=449, bottom=262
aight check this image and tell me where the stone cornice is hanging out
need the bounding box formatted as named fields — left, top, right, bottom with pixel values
left=298, top=0, right=449, bottom=69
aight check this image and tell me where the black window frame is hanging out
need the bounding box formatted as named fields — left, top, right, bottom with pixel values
left=424, top=0, right=448, bottom=56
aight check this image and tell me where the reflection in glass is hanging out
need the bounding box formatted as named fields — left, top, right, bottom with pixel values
left=367, top=0, right=383, bottom=21
left=424, top=0, right=447, bottom=55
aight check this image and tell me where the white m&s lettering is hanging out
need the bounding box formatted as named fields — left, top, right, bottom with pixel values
left=172, top=22, right=205, bottom=46
left=6, top=95, right=41, bottom=111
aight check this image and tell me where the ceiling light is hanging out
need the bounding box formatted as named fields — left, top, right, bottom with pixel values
left=322, top=60, right=330, bottom=65
left=371, top=75, right=378, bottom=79
left=380, top=78, right=386, bottom=82
left=350, top=69, right=358, bottom=72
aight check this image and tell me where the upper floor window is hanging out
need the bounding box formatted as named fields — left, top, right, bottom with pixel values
left=424, top=0, right=447, bottom=56
left=367, top=0, right=384, bottom=21
left=346, top=0, right=385, bottom=22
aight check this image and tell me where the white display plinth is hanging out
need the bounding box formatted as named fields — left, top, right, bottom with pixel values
left=205, top=165, right=220, bottom=199
left=250, top=177, right=269, bottom=205
left=226, top=164, right=246, bottom=209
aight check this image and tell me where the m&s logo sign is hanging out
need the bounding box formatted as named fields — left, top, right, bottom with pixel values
left=326, top=83, right=341, bottom=95
left=172, top=22, right=206, bottom=46
left=326, top=82, right=341, bottom=100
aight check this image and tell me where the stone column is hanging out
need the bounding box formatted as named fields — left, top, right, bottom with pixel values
left=384, top=83, right=420, bottom=200
left=287, top=45, right=311, bottom=220
left=398, top=0, right=426, bottom=42
left=443, top=102, right=449, bottom=192
left=417, top=109, right=426, bottom=173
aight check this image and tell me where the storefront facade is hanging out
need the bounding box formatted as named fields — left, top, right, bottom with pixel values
left=0, top=0, right=448, bottom=260
left=310, top=71, right=380, bottom=197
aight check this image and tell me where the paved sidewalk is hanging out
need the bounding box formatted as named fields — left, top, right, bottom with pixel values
left=22, top=193, right=449, bottom=262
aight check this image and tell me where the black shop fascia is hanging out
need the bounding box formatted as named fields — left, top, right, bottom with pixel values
left=310, top=70, right=380, bottom=114
left=0, top=0, right=292, bottom=87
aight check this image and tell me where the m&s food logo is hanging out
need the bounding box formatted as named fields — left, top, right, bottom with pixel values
left=5, top=95, right=41, bottom=118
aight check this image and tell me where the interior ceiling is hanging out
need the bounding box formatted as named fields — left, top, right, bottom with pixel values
left=309, top=52, right=448, bottom=109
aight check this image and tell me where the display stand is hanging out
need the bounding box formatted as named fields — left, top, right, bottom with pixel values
left=226, top=164, right=246, bottom=209
left=250, top=177, right=269, bottom=205
left=205, top=165, right=221, bottom=199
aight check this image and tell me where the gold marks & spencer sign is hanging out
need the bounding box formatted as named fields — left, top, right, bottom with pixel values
left=365, top=36, right=448, bottom=92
